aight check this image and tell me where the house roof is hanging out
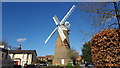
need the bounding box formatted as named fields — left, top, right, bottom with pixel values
left=46, top=55, right=53, bottom=58
left=37, top=57, right=46, bottom=58
left=9, top=50, right=37, bottom=56
left=37, top=55, right=53, bottom=59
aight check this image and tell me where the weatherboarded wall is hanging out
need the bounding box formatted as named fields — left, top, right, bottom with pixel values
left=53, top=30, right=71, bottom=65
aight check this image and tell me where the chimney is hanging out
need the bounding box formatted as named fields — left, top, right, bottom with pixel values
left=18, top=45, right=21, bottom=50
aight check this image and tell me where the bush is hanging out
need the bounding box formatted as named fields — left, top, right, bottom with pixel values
left=13, top=65, right=21, bottom=68
left=74, top=64, right=80, bottom=68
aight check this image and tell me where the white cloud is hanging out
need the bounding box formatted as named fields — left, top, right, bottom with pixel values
left=16, top=38, right=27, bottom=42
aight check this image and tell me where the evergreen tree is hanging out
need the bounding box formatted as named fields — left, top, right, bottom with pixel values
left=82, top=41, right=92, bottom=63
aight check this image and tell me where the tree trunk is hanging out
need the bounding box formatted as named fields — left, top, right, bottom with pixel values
left=113, top=2, right=120, bottom=28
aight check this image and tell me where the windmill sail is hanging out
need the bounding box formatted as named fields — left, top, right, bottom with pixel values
left=45, top=5, right=76, bottom=44
left=57, top=26, right=66, bottom=42
left=53, top=15, right=60, bottom=25
left=60, top=5, right=76, bottom=25
left=53, top=15, right=66, bottom=42
left=45, top=27, right=57, bottom=44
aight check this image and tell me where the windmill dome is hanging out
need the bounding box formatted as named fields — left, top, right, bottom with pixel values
left=65, top=21, right=70, bottom=30
left=65, top=21, right=70, bottom=25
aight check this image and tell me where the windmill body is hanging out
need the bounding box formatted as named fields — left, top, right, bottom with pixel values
left=45, top=5, right=76, bottom=65
left=53, top=30, right=71, bottom=65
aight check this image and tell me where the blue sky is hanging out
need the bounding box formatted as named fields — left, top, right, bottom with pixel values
left=0, top=2, right=2, bottom=41
left=2, top=2, right=103, bottom=56
left=1, top=0, right=116, bottom=2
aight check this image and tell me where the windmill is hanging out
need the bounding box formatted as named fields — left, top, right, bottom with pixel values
left=45, top=5, right=76, bottom=65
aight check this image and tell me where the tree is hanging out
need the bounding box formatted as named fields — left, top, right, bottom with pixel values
left=79, top=2, right=120, bottom=67
left=76, top=2, right=120, bottom=43
left=0, top=41, right=8, bottom=49
left=79, top=2, right=120, bottom=29
left=69, top=48, right=79, bottom=65
left=113, top=2, right=120, bottom=28
left=82, top=41, right=92, bottom=63
left=0, top=41, right=17, bottom=50
left=90, top=28, right=120, bottom=67
left=32, top=58, right=40, bottom=64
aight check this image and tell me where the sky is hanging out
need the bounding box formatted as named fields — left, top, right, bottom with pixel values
left=1, top=0, right=116, bottom=2
left=2, top=2, right=117, bottom=56
left=0, top=2, right=2, bottom=41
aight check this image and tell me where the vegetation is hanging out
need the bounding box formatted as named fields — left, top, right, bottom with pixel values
left=0, top=41, right=17, bottom=50
left=69, top=48, right=79, bottom=65
left=79, top=2, right=120, bottom=28
left=82, top=41, right=92, bottom=63
left=32, top=59, right=40, bottom=64
left=79, top=2, right=120, bottom=67
left=90, top=28, right=120, bottom=66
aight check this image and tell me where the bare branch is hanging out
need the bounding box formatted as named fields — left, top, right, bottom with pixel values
left=90, top=10, right=116, bottom=16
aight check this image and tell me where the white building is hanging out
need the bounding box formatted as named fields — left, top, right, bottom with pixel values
left=0, top=42, right=14, bottom=68
left=8, top=45, right=37, bottom=66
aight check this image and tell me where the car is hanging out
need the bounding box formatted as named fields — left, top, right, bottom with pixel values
left=40, top=63, right=48, bottom=66
left=80, top=64, right=85, bottom=67
left=89, top=64, right=94, bottom=67
left=88, top=63, right=94, bottom=67
left=80, top=63, right=94, bottom=68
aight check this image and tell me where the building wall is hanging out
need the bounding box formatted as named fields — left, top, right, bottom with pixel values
left=32, top=53, right=37, bottom=62
left=28, top=54, right=32, bottom=64
left=37, top=56, right=46, bottom=61
left=0, top=49, right=14, bottom=67
left=9, top=53, right=34, bottom=66
left=53, top=30, right=71, bottom=65
left=0, top=51, right=2, bottom=68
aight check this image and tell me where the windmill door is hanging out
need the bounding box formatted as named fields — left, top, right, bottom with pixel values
left=61, top=58, right=65, bottom=65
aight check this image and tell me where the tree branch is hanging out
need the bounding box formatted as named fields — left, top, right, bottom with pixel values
left=90, top=10, right=116, bottom=16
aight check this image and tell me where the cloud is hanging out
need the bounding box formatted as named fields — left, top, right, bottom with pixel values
left=16, top=38, right=27, bottom=42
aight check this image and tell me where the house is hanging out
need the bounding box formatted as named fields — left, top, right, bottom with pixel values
left=37, top=55, right=53, bottom=63
left=8, top=45, right=37, bottom=66
left=0, top=42, right=14, bottom=68
left=37, top=56, right=46, bottom=61
left=46, top=55, right=53, bottom=61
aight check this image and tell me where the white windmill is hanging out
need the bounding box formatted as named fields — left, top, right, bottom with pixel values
left=45, top=5, right=76, bottom=65
left=45, top=5, right=76, bottom=44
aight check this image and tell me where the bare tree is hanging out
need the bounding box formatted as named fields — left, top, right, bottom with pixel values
left=0, top=41, right=17, bottom=50
left=78, top=2, right=120, bottom=32
left=76, top=2, right=120, bottom=43
left=69, top=48, right=79, bottom=65
left=113, top=2, right=120, bottom=28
